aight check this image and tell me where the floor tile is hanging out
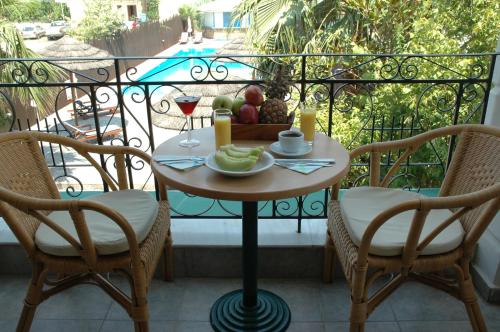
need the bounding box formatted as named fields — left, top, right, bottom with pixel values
left=388, top=281, right=469, bottom=321
left=175, top=321, right=213, bottom=332
left=31, top=319, right=103, bottom=332
left=260, top=279, right=323, bottom=322
left=35, top=284, right=113, bottom=319
left=0, top=320, right=17, bottom=331
left=178, top=278, right=239, bottom=321
left=398, top=321, right=473, bottom=332
left=325, top=322, right=400, bottom=332
left=487, top=320, right=500, bottom=331
left=1, top=275, right=499, bottom=332
left=106, top=278, right=185, bottom=321
left=478, top=296, right=500, bottom=322
left=0, top=276, right=31, bottom=319
left=287, top=322, right=325, bottom=332
left=100, top=320, right=175, bottom=332
left=320, top=279, right=395, bottom=322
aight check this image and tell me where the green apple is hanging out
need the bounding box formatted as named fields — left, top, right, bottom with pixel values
left=212, top=95, right=233, bottom=110
left=231, top=96, right=245, bottom=116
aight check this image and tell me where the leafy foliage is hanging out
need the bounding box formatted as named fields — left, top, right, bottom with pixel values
left=73, top=0, right=124, bottom=40
left=178, top=4, right=201, bottom=31
left=0, top=18, right=62, bottom=124
left=1, top=0, right=69, bottom=23
left=146, top=0, right=160, bottom=21
left=235, top=0, right=499, bottom=188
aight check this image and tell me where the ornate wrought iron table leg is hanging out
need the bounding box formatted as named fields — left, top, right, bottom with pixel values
left=210, top=201, right=291, bottom=331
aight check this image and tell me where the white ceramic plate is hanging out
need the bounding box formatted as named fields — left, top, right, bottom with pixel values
left=269, top=141, right=313, bottom=157
left=205, top=151, right=275, bottom=177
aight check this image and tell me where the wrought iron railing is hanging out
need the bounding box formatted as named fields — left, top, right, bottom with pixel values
left=0, top=53, right=497, bottom=228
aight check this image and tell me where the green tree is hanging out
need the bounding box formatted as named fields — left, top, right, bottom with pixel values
left=234, top=0, right=500, bottom=187
left=73, top=0, right=124, bottom=40
left=234, top=0, right=499, bottom=55
left=1, top=0, right=69, bottom=23
left=146, top=0, right=159, bottom=21
left=1, top=4, right=62, bottom=127
left=178, top=4, right=201, bottom=31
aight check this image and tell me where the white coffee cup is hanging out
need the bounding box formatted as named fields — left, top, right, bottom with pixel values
left=278, top=130, right=304, bottom=153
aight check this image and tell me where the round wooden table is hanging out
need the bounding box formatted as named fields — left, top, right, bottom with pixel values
left=152, top=127, right=349, bottom=332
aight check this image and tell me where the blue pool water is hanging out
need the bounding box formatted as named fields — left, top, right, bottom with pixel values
left=124, top=48, right=249, bottom=94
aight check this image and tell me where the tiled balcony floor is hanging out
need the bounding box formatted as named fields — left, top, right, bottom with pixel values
left=0, top=276, right=499, bottom=332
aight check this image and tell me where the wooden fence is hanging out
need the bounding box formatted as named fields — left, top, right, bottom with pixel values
left=89, top=15, right=184, bottom=74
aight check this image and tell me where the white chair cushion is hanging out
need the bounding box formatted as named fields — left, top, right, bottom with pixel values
left=35, top=190, right=159, bottom=256
left=340, top=187, right=464, bottom=256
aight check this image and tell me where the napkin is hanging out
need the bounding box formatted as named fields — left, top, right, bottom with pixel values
left=275, top=162, right=323, bottom=174
left=153, top=155, right=205, bottom=171
left=161, top=160, right=204, bottom=171
left=274, top=158, right=335, bottom=175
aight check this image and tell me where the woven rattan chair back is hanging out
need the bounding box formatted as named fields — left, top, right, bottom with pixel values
left=0, top=133, right=60, bottom=253
left=440, top=128, right=500, bottom=233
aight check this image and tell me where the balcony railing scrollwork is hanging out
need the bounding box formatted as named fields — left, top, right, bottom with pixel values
left=0, top=52, right=497, bottom=230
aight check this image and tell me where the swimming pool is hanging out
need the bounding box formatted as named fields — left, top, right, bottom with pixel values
left=125, top=47, right=250, bottom=91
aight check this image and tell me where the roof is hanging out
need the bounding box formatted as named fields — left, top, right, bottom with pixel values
left=38, top=36, right=113, bottom=71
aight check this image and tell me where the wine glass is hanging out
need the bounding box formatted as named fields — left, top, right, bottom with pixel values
left=175, top=95, right=201, bottom=147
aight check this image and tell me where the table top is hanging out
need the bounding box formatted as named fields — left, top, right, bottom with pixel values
left=151, top=128, right=350, bottom=201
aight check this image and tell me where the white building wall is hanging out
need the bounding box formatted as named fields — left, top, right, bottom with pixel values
left=63, top=0, right=143, bottom=26
left=158, top=0, right=193, bottom=21
left=213, top=12, right=224, bottom=29
left=63, top=0, right=86, bottom=26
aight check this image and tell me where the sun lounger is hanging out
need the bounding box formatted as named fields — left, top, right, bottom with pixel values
left=193, top=31, right=203, bottom=44
left=179, top=32, right=189, bottom=44
left=63, top=121, right=122, bottom=142
left=68, top=100, right=117, bottom=119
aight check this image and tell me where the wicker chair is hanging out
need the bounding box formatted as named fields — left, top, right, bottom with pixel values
left=0, top=131, right=174, bottom=332
left=323, top=124, right=500, bottom=332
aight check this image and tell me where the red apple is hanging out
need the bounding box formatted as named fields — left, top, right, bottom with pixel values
left=244, top=85, right=264, bottom=106
left=238, top=104, right=259, bottom=124
left=230, top=115, right=239, bottom=124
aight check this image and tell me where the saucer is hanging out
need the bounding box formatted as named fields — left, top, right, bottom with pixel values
left=270, top=141, right=312, bottom=157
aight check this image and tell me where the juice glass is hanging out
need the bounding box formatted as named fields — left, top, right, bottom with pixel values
left=213, top=109, right=232, bottom=149
left=300, top=108, right=317, bottom=145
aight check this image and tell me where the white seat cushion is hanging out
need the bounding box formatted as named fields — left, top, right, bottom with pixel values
left=340, top=187, right=464, bottom=256
left=35, top=190, right=159, bottom=256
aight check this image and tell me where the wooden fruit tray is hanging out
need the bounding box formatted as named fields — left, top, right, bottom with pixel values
left=231, top=123, right=292, bottom=141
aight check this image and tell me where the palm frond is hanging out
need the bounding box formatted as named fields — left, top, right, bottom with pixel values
left=1, top=21, right=62, bottom=117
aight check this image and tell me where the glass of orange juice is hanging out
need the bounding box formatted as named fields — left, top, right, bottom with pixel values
left=213, top=109, right=232, bottom=149
left=300, top=106, right=316, bottom=146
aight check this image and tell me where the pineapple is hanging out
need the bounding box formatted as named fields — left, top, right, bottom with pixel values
left=259, top=68, right=291, bottom=124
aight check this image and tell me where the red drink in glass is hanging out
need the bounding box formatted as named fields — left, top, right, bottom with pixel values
left=175, top=96, right=200, bottom=116
left=175, top=95, right=201, bottom=147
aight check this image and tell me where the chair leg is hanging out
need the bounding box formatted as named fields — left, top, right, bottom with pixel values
left=349, top=301, right=368, bottom=332
left=323, top=233, right=336, bottom=283
left=459, top=274, right=487, bottom=332
left=128, top=270, right=150, bottom=332
left=16, top=264, right=47, bottom=332
left=134, top=321, right=149, bottom=332
left=163, top=232, right=174, bottom=282
left=349, top=267, right=369, bottom=332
